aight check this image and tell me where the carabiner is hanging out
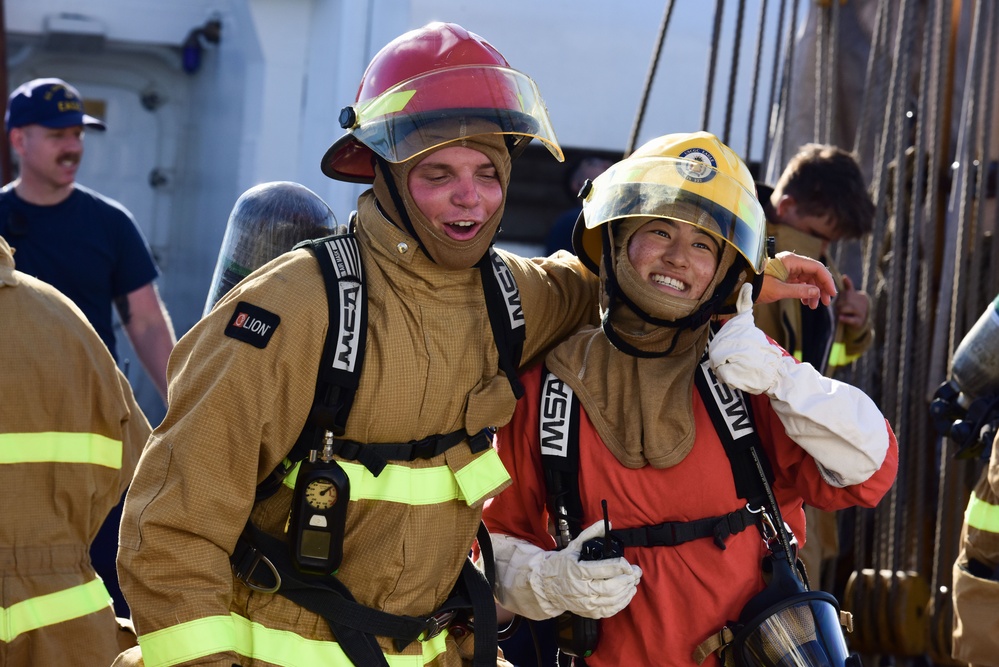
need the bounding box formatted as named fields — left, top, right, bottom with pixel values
left=747, top=503, right=779, bottom=546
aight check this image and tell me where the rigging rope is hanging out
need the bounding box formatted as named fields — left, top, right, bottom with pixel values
left=700, top=0, right=728, bottom=131
left=624, top=0, right=676, bottom=156
left=722, top=0, right=748, bottom=145
left=743, top=0, right=770, bottom=162
left=761, top=0, right=788, bottom=170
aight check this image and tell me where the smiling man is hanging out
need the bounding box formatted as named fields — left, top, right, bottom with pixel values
left=114, top=23, right=601, bottom=667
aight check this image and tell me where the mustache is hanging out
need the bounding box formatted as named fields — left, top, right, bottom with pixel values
left=56, top=152, right=81, bottom=164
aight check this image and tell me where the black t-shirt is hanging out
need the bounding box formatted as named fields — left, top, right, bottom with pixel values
left=0, top=184, right=159, bottom=358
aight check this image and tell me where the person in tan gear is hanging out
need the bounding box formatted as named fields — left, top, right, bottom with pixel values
left=949, top=294, right=999, bottom=667
left=114, top=23, right=839, bottom=667
left=753, top=143, right=876, bottom=594
left=0, top=234, right=150, bottom=666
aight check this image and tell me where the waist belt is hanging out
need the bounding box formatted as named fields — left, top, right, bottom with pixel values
left=231, top=521, right=497, bottom=667
left=611, top=505, right=757, bottom=551
left=255, top=428, right=495, bottom=500
left=330, top=427, right=494, bottom=476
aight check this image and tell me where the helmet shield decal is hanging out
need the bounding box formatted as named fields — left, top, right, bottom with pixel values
left=580, top=156, right=766, bottom=273
left=348, top=66, right=562, bottom=165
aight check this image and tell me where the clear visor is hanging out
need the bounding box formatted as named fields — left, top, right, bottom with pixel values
left=582, top=157, right=766, bottom=272
left=738, top=596, right=851, bottom=667
left=349, top=65, right=562, bottom=164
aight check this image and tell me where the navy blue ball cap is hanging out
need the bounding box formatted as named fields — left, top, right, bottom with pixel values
left=5, top=78, right=106, bottom=133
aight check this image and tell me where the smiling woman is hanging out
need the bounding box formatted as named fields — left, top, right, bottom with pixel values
left=482, top=130, right=897, bottom=667
left=627, top=218, right=721, bottom=300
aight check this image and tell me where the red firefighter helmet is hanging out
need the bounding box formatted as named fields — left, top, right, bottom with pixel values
left=321, top=22, right=562, bottom=183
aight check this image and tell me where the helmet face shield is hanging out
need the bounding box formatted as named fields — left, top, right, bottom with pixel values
left=580, top=156, right=766, bottom=274
left=348, top=65, right=562, bottom=164
left=324, top=63, right=563, bottom=181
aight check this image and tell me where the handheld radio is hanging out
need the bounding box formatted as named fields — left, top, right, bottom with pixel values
left=287, top=432, right=350, bottom=575
left=557, top=499, right=624, bottom=658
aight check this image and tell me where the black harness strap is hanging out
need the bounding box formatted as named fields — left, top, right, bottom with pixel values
left=612, top=505, right=759, bottom=551
left=301, top=232, right=367, bottom=437
left=695, top=326, right=799, bottom=566
left=478, top=248, right=527, bottom=398
left=537, top=368, right=585, bottom=547
left=328, top=427, right=493, bottom=477
left=255, top=232, right=367, bottom=500
left=233, top=521, right=498, bottom=667
left=693, top=328, right=773, bottom=506
left=235, top=524, right=432, bottom=666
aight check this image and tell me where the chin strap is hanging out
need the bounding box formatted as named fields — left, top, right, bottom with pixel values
left=375, top=158, right=431, bottom=261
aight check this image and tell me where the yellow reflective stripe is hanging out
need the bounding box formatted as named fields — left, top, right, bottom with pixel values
left=0, top=432, right=122, bottom=469
left=357, top=90, right=417, bottom=122
left=282, top=461, right=463, bottom=504
left=454, top=448, right=511, bottom=505
left=281, top=451, right=509, bottom=506
left=344, top=461, right=466, bottom=504
left=0, top=578, right=112, bottom=641
left=138, top=612, right=449, bottom=667
left=966, top=491, right=999, bottom=533
left=793, top=349, right=803, bottom=362
left=828, top=342, right=861, bottom=368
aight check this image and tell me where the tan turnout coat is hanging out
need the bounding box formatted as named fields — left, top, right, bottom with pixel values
left=0, top=238, right=150, bottom=667
left=953, top=436, right=999, bottom=667
left=117, top=202, right=597, bottom=667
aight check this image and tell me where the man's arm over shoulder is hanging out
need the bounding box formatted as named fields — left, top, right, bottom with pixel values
left=499, top=250, right=599, bottom=367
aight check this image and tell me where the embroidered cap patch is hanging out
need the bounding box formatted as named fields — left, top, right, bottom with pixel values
left=225, top=302, right=280, bottom=348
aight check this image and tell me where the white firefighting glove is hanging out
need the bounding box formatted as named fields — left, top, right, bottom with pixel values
left=491, top=521, right=642, bottom=621
left=708, top=283, right=889, bottom=487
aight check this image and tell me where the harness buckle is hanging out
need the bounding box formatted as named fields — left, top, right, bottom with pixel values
left=421, top=610, right=457, bottom=641
left=645, top=522, right=677, bottom=547
left=411, top=437, right=439, bottom=460
left=231, top=544, right=282, bottom=594
left=335, top=439, right=362, bottom=460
